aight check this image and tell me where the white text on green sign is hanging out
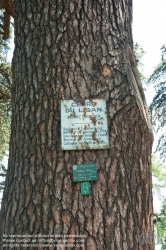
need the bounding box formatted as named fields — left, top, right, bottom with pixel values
left=72, top=163, right=98, bottom=182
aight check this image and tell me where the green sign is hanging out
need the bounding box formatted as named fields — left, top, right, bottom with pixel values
left=80, top=182, right=91, bottom=195
left=72, top=163, right=98, bottom=182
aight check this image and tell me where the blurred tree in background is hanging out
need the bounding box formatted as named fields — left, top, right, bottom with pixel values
left=149, top=45, right=166, bottom=162
left=0, top=34, right=11, bottom=159
left=133, top=42, right=146, bottom=84
left=149, top=45, right=166, bottom=246
left=0, top=6, right=13, bottom=192
left=152, top=154, right=166, bottom=198
left=152, top=155, right=166, bottom=248
left=154, top=200, right=166, bottom=249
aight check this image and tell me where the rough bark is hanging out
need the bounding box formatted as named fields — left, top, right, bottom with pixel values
left=1, top=1, right=154, bottom=249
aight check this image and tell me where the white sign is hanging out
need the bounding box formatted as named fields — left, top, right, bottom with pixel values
left=61, top=99, right=109, bottom=150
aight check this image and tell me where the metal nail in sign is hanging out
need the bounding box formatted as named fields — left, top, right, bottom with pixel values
left=61, top=99, right=109, bottom=150
left=72, top=163, right=98, bottom=182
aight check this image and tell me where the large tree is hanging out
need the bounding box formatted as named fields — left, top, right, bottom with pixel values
left=1, top=1, right=154, bottom=249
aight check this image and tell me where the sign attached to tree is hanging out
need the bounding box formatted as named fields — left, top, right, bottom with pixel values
left=61, top=99, right=109, bottom=150
left=72, top=163, right=98, bottom=182
left=80, top=182, right=91, bottom=195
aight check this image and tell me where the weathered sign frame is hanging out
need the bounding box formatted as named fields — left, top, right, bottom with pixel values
left=61, top=99, right=109, bottom=150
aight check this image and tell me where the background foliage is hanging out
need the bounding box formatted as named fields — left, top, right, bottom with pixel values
left=0, top=9, right=12, bottom=159
left=0, top=8, right=12, bottom=194
left=149, top=45, right=166, bottom=162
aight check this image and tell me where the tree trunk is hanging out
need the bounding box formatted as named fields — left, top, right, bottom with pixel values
left=1, top=1, right=154, bottom=249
